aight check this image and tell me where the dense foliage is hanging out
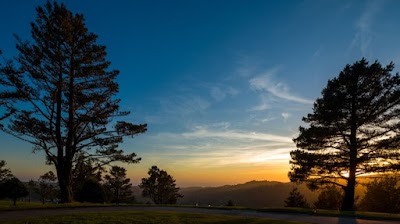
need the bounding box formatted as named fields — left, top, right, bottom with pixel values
left=75, top=177, right=106, bottom=203
left=140, top=166, right=182, bottom=204
left=1, top=177, right=28, bottom=205
left=104, top=166, right=133, bottom=204
left=314, top=185, right=343, bottom=210
left=37, top=171, right=58, bottom=204
left=290, top=59, right=400, bottom=210
left=284, top=187, right=309, bottom=208
left=0, top=160, right=12, bottom=181
left=359, top=176, right=400, bottom=213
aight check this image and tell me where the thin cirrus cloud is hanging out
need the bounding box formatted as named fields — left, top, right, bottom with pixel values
left=349, top=0, right=383, bottom=56
left=181, top=127, right=293, bottom=143
left=160, top=94, right=210, bottom=115
left=146, top=126, right=295, bottom=168
left=249, top=68, right=314, bottom=105
left=249, top=94, right=272, bottom=111
left=209, top=85, right=239, bottom=102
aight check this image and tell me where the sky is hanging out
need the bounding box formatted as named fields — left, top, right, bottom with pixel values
left=1, top=0, right=400, bottom=187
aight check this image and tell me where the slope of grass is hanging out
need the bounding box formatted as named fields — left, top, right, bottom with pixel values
left=1, top=211, right=307, bottom=224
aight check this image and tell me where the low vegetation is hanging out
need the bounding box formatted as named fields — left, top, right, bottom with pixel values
left=1, top=210, right=306, bottom=224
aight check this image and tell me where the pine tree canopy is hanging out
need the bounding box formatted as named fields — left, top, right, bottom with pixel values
left=0, top=1, right=147, bottom=202
left=289, top=58, right=400, bottom=210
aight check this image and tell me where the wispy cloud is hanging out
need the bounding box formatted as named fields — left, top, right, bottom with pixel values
left=249, top=68, right=314, bottom=105
left=281, top=112, right=291, bottom=121
left=160, top=95, right=210, bottom=115
left=235, top=54, right=262, bottom=78
left=144, top=124, right=295, bottom=168
left=349, top=1, right=384, bottom=56
left=209, top=86, right=239, bottom=102
left=249, top=94, right=271, bottom=111
left=181, top=126, right=293, bottom=143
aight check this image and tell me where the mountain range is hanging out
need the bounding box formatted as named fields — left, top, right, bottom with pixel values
left=133, top=180, right=320, bottom=207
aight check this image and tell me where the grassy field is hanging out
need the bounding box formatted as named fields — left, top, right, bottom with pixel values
left=254, top=207, right=400, bottom=221
left=0, top=200, right=109, bottom=211
left=2, top=200, right=400, bottom=222
left=1, top=210, right=307, bottom=224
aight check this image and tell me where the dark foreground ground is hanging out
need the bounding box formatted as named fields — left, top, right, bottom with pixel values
left=0, top=206, right=398, bottom=224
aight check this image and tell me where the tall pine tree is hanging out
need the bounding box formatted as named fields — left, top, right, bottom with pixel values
left=289, top=59, right=400, bottom=211
left=0, top=2, right=146, bottom=202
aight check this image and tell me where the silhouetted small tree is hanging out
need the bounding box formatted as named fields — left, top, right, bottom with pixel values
left=1, top=177, right=28, bottom=205
left=73, top=154, right=103, bottom=201
left=359, top=176, right=400, bottom=213
left=139, top=166, right=182, bottom=204
left=284, top=187, right=309, bottom=208
left=38, top=171, right=57, bottom=204
left=0, top=160, right=12, bottom=181
left=104, top=166, right=133, bottom=204
left=314, top=185, right=343, bottom=210
left=226, top=199, right=234, bottom=206
left=0, top=160, right=14, bottom=200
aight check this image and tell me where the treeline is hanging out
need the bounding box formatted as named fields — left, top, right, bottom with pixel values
left=0, top=160, right=181, bottom=205
left=285, top=176, right=400, bottom=213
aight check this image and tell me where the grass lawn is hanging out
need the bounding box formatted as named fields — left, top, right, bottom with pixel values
left=254, top=207, right=400, bottom=221
left=1, top=211, right=307, bottom=224
left=2, top=200, right=400, bottom=222
left=0, top=200, right=108, bottom=211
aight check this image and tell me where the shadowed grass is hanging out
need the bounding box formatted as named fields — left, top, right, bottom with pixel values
left=2, top=200, right=400, bottom=221
left=0, top=200, right=109, bottom=211
left=254, top=207, right=400, bottom=221
left=1, top=211, right=307, bottom=224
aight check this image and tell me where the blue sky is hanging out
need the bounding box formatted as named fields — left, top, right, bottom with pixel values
left=1, top=0, right=400, bottom=187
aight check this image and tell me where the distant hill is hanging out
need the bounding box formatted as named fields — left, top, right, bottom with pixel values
left=20, top=179, right=367, bottom=206
left=176, top=180, right=319, bottom=207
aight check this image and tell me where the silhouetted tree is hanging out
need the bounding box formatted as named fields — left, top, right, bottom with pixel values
left=314, top=185, right=343, bottom=210
left=226, top=199, right=235, bottom=206
left=284, top=187, right=309, bottom=208
left=104, top=166, right=133, bottom=204
left=289, top=59, right=400, bottom=211
left=139, top=166, right=182, bottom=204
left=0, top=160, right=12, bottom=181
left=38, top=171, right=57, bottom=204
left=72, top=153, right=103, bottom=200
left=0, top=50, right=18, bottom=122
left=75, top=177, right=105, bottom=203
left=359, top=176, right=400, bottom=213
left=0, top=1, right=147, bottom=202
left=1, top=177, right=28, bottom=205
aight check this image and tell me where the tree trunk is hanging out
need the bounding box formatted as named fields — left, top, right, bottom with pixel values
left=341, top=96, right=357, bottom=211
left=58, top=166, right=74, bottom=203
left=13, top=198, right=16, bottom=206
left=341, top=168, right=356, bottom=211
